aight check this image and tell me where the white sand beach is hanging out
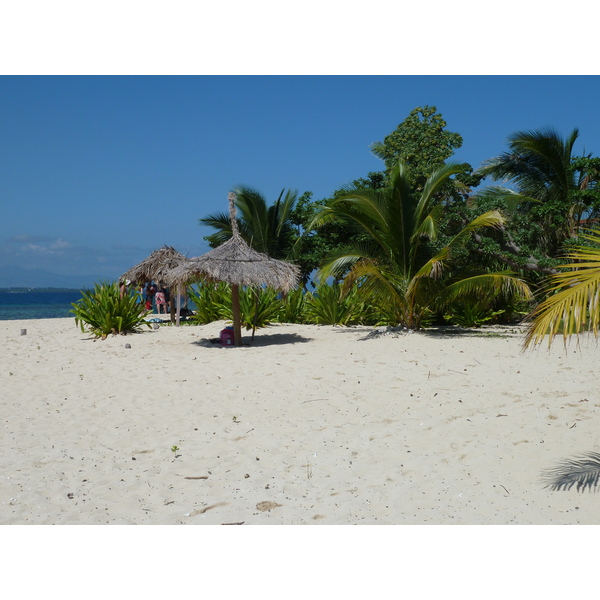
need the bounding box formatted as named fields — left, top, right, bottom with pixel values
left=1, top=317, right=599, bottom=525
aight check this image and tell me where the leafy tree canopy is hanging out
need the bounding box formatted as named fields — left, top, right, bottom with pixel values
left=370, top=105, right=464, bottom=186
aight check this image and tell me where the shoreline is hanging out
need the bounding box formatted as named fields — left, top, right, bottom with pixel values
left=1, top=317, right=599, bottom=524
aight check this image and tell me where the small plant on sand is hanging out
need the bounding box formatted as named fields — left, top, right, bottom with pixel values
left=171, top=445, right=180, bottom=457
left=444, top=299, right=504, bottom=328
left=71, top=281, right=151, bottom=339
left=278, top=287, right=307, bottom=323
left=238, top=286, right=283, bottom=331
left=188, top=283, right=231, bottom=324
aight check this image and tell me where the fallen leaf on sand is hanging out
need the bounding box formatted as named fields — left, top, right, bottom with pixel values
left=256, top=501, right=281, bottom=512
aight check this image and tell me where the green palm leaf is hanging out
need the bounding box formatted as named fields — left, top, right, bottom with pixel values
left=437, top=272, right=533, bottom=311
left=523, top=228, right=600, bottom=348
left=474, top=186, right=541, bottom=214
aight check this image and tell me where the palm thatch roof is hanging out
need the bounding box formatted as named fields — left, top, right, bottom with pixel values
left=165, top=236, right=300, bottom=291
left=120, top=245, right=189, bottom=286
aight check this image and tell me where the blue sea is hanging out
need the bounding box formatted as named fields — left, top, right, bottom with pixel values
left=0, top=290, right=83, bottom=320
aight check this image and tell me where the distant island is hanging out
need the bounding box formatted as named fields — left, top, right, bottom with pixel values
left=0, top=287, right=83, bottom=293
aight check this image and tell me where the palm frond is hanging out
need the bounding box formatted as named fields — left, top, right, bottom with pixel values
left=233, top=186, right=271, bottom=254
left=369, top=140, right=387, bottom=163
left=542, top=452, right=600, bottom=492
left=341, top=260, right=408, bottom=318
left=446, top=210, right=505, bottom=250
left=331, top=188, right=388, bottom=230
left=412, top=204, right=443, bottom=242
left=314, top=191, right=390, bottom=253
left=199, top=211, right=232, bottom=230
left=474, top=186, right=541, bottom=213
left=523, top=230, right=600, bottom=349
left=436, top=272, right=533, bottom=311
left=316, top=244, right=369, bottom=282
left=478, top=128, right=579, bottom=203
left=413, top=246, right=452, bottom=280
left=416, top=162, right=468, bottom=221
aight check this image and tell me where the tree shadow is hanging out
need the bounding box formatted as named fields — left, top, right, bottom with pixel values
left=419, top=325, right=524, bottom=340
left=542, top=452, right=600, bottom=492
left=191, top=332, right=312, bottom=349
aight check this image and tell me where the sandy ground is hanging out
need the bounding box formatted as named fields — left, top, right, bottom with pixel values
left=1, top=317, right=599, bottom=525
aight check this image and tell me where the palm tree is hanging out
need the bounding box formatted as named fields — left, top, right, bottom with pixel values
left=523, top=227, right=600, bottom=349
left=310, top=160, right=532, bottom=329
left=200, top=186, right=298, bottom=259
left=477, top=128, right=581, bottom=256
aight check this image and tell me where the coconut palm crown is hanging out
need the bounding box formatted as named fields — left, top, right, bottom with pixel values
left=199, top=186, right=298, bottom=259
left=476, top=128, right=583, bottom=256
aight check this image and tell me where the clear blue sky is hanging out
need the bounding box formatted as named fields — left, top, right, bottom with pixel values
left=2, top=75, right=600, bottom=286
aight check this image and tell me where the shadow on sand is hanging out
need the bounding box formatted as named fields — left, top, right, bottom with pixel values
left=542, top=452, right=600, bottom=492
left=419, top=325, right=525, bottom=340
left=351, top=324, right=525, bottom=342
left=191, top=331, right=312, bottom=349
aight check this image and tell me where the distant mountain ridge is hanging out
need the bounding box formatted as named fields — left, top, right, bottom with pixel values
left=0, top=265, right=99, bottom=289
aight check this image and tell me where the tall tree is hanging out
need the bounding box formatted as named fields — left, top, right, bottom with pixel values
left=310, top=160, right=531, bottom=329
left=200, top=186, right=298, bottom=259
left=370, top=105, right=465, bottom=187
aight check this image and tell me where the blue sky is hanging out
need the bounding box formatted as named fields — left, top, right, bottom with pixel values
left=2, top=75, right=600, bottom=286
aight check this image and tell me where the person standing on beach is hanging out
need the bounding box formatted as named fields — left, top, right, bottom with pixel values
left=163, top=286, right=171, bottom=313
left=120, top=279, right=131, bottom=299
left=145, top=281, right=157, bottom=312
left=155, top=286, right=168, bottom=314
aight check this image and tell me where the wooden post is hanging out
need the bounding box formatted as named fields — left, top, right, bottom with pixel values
left=176, top=284, right=181, bottom=327
left=231, top=283, right=242, bottom=346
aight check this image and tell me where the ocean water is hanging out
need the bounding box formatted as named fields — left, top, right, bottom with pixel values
left=0, top=290, right=83, bottom=321
left=0, top=290, right=197, bottom=321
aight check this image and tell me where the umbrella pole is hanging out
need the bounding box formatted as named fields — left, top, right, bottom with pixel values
left=231, top=284, right=242, bottom=346
left=176, top=284, right=181, bottom=327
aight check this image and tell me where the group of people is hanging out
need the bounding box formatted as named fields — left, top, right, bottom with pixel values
left=143, top=281, right=170, bottom=313
left=120, top=280, right=190, bottom=315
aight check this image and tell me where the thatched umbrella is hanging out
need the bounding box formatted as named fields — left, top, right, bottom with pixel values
left=166, top=193, right=300, bottom=346
left=120, top=245, right=190, bottom=326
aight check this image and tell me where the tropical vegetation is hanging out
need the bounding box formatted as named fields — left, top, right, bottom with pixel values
left=71, top=281, right=151, bottom=339
left=189, top=106, right=600, bottom=344
left=308, top=159, right=532, bottom=329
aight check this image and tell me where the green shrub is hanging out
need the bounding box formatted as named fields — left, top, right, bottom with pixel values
left=189, top=283, right=284, bottom=331
left=71, top=281, right=151, bottom=338
left=238, top=286, right=283, bottom=330
left=278, top=287, right=307, bottom=323
left=188, top=283, right=231, bottom=324
left=304, top=283, right=366, bottom=326
left=444, top=299, right=504, bottom=328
